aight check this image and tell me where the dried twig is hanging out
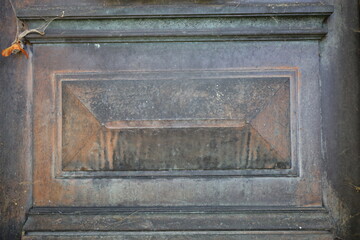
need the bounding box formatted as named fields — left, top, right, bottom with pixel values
left=2, top=0, right=64, bottom=59
left=16, top=14, right=64, bottom=42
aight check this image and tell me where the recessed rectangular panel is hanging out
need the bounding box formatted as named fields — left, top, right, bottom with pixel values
left=61, top=74, right=291, bottom=173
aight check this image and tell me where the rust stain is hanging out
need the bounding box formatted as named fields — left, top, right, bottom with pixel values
left=251, top=83, right=291, bottom=160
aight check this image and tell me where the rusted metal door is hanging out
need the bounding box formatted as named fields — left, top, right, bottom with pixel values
left=1, top=1, right=360, bottom=240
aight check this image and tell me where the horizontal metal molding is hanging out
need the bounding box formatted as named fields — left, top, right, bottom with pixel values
left=23, top=231, right=334, bottom=240
left=28, top=206, right=330, bottom=214
left=17, top=3, right=333, bottom=43
left=24, top=206, right=332, bottom=232
left=17, top=3, right=334, bottom=19
left=26, top=29, right=328, bottom=44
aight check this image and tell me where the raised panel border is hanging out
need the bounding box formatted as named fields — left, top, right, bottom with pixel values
left=53, top=68, right=299, bottom=179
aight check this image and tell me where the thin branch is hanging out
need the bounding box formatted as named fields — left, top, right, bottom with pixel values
left=14, top=11, right=65, bottom=44
left=8, top=0, right=21, bottom=42
left=8, top=0, right=17, bottom=16
left=2, top=0, right=64, bottom=59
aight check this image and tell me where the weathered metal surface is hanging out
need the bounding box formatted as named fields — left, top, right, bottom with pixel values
left=23, top=232, right=334, bottom=240
left=22, top=206, right=333, bottom=239
left=27, top=14, right=326, bottom=236
left=23, top=206, right=331, bottom=231
left=31, top=40, right=319, bottom=208
left=63, top=126, right=289, bottom=171
left=23, top=16, right=329, bottom=43
left=56, top=69, right=297, bottom=178
left=61, top=76, right=290, bottom=172
left=0, top=1, right=33, bottom=240
left=63, top=78, right=286, bottom=122
left=16, top=2, right=333, bottom=44
left=319, top=1, right=360, bottom=239
left=1, top=0, right=358, bottom=240
left=16, top=1, right=334, bottom=18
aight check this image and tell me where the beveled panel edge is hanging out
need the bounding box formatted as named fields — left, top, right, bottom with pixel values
left=25, top=30, right=328, bottom=44
left=104, top=119, right=247, bottom=129
left=53, top=68, right=298, bottom=82
left=27, top=205, right=329, bottom=214
left=53, top=68, right=299, bottom=179
left=23, top=206, right=332, bottom=232
left=58, top=169, right=298, bottom=179
left=18, top=3, right=333, bottom=43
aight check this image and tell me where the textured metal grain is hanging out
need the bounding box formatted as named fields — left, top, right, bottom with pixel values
left=61, top=76, right=290, bottom=172
left=1, top=1, right=358, bottom=239
left=22, top=231, right=334, bottom=240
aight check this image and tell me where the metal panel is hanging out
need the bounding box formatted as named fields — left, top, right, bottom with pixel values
left=57, top=70, right=294, bottom=177
left=0, top=1, right=351, bottom=239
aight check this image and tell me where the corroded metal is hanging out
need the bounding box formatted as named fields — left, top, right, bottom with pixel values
left=4, top=1, right=360, bottom=240
left=61, top=76, right=290, bottom=172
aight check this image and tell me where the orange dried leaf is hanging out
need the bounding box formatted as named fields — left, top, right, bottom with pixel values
left=18, top=46, right=29, bottom=59
left=1, top=42, right=28, bottom=59
left=1, top=45, right=15, bottom=57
